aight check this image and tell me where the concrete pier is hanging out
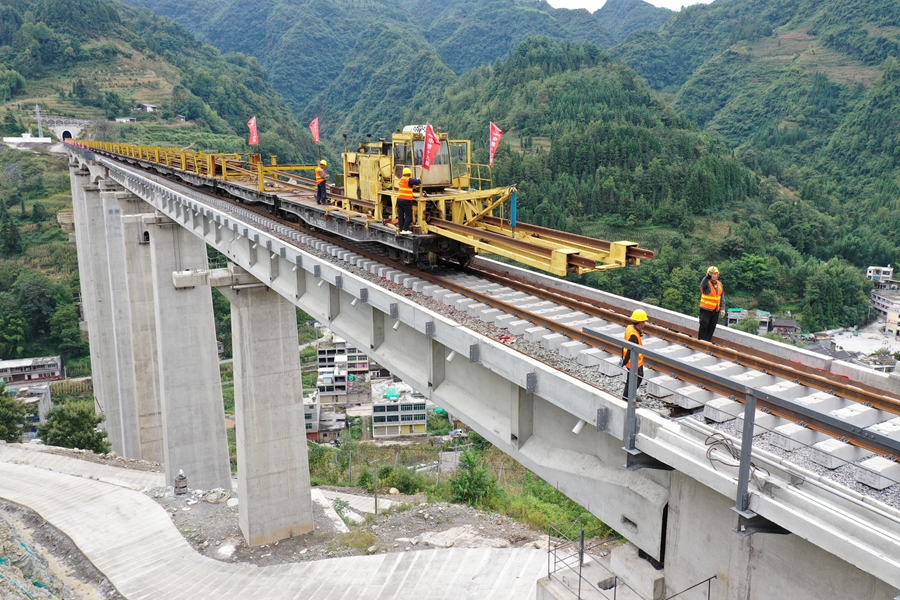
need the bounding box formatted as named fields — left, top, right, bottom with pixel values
left=101, top=187, right=142, bottom=458
left=119, top=198, right=164, bottom=462
left=214, top=265, right=314, bottom=546
left=71, top=174, right=125, bottom=454
left=147, top=215, right=231, bottom=491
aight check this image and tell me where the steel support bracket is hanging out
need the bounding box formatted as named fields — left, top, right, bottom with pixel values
left=732, top=510, right=790, bottom=536
left=625, top=450, right=674, bottom=471
left=596, top=407, right=609, bottom=432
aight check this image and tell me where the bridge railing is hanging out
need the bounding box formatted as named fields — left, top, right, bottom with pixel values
left=546, top=517, right=717, bottom=599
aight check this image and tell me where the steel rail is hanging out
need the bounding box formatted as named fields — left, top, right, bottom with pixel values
left=400, top=269, right=900, bottom=459
left=470, top=265, right=900, bottom=414
left=478, top=216, right=656, bottom=261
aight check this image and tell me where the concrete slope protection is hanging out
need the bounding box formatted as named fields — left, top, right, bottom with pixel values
left=0, top=461, right=545, bottom=599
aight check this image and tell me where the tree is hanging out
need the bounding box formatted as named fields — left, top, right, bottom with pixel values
left=39, top=399, right=110, bottom=453
left=49, top=303, right=88, bottom=360
left=0, top=384, right=27, bottom=443
left=0, top=293, right=29, bottom=358
left=449, top=450, right=497, bottom=507
left=757, top=289, right=780, bottom=313
left=0, top=211, right=22, bottom=257
left=13, top=272, right=70, bottom=334
left=732, top=318, right=761, bottom=335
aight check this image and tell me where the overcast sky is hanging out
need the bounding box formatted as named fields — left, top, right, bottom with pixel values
left=547, top=0, right=715, bottom=12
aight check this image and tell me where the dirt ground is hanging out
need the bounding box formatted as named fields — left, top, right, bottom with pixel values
left=145, top=483, right=555, bottom=567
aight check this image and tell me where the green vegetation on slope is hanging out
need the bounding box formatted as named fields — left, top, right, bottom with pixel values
left=0, top=0, right=315, bottom=161
left=0, top=149, right=87, bottom=364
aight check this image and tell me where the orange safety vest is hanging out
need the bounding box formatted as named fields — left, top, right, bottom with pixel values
left=700, top=279, right=723, bottom=311
left=316, top=167, right=327, bottom=185
left=622, top=324, right=643, bottom=369
left=397, top=175, right=414, bottom=201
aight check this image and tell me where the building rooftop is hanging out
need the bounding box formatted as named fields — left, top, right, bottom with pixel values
left=0, top=356, right=61, bottom=370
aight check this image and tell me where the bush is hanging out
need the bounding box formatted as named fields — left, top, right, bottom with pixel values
left=0, top=384, right=27, bottom=443
left=732, top=318, right=761, bottom=335
left=388, top=466, right=425, bottom=495
left=449, top=450, right=497, bottom=507
left=357, top=466, right=374, bottom=491
left=39, top=398, right=110, bottom=453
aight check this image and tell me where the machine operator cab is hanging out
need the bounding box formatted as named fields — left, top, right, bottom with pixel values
left=341, top=125, right=476, bottom=212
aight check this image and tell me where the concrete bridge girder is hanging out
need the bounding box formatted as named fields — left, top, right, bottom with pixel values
left=72, top=154, right=900, bottom=598
left=99, top=156, right=671, bottom=557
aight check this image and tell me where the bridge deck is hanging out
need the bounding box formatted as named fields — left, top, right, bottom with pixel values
left=0, top=453, right=545, bottom=599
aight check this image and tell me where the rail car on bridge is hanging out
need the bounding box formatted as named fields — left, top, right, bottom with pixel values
left=73, top=127, right=652, bottom=277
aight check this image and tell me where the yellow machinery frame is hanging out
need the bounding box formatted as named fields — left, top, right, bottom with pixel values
left=77, top=138, right=649, bottom=276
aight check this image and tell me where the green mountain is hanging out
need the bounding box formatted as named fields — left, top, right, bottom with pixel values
left=121, top=0, right=624, bottom=113
left=3, top=0, right=895, bottom=334
left=0, top=0, right=315, bottom=160
left=595, top=0, right=672, bottom=45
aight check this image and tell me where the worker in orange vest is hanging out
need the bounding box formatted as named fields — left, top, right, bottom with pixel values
left=394, top=166, right=421, bottom=235
left=315, top=159, right=328, bottom=204
left=698, top=266, right=724, bottom=342
left=621, top=309, right=648, bottom=399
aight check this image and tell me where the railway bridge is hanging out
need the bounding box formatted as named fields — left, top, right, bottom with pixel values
left=47, top=147, right=900, bottom=599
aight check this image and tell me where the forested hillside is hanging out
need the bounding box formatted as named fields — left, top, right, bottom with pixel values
left=0, top=0, right=314, bottom=161
left=0, top=0, right=318, bottom=365
left=595, top=0, right=671, bottom=45
left=120, top=0, right=670, bottom=113
left=393, top=37, right=874, bottom=331
left=2, top=0, right=898, bottom=337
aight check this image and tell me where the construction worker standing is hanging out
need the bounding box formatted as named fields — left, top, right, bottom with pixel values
left=315, top=160, right=328, bottom=205
left=621, top=309, right=648, bottom=399
left=698, top=266, right=724, bottom=342
left=395, top=166, right=421, bottom=234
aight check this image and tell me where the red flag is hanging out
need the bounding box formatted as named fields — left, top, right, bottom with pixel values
left=422, top=123, right=440, bottom=171
left=489, top=122, right=504, bottom=167
left=247, top=116, right=259, bottom=145
left=309, top=117, right=320, bottom=143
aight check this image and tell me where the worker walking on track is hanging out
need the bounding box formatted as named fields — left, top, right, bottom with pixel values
left=395, top=166, right=421, bottom=235
left=698, top=266, right=724, bottom=342
left=621, top=309, right=647, bottom=400
left=315, top=160, right=328, bottom=204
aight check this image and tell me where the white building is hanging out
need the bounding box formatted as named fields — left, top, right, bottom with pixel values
left=871, top=290, right=900, bottom=318
left=3, top=131, right=52, bottom=144
left=867, top=265, right=893, bottom=282
left=887, top=309, right=899, bottom=336
left=316, top=335, right=369, bottom=407
left=867, top=265, right=898, bottom=290
left=0, top=356, right=62, bottom=384
left=372, top=392, right=427, bottom=438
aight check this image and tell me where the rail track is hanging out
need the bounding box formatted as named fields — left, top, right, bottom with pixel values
left=108, top=157, right=900, bottom=476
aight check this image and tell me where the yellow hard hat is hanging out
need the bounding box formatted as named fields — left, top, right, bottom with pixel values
left=631, top=309, right=648, bottom=322
left=707, top=266, right=719, bottom=275
left=319, top=159, right=327, bottom=166
left=402, top=167, right=412, bottom=175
